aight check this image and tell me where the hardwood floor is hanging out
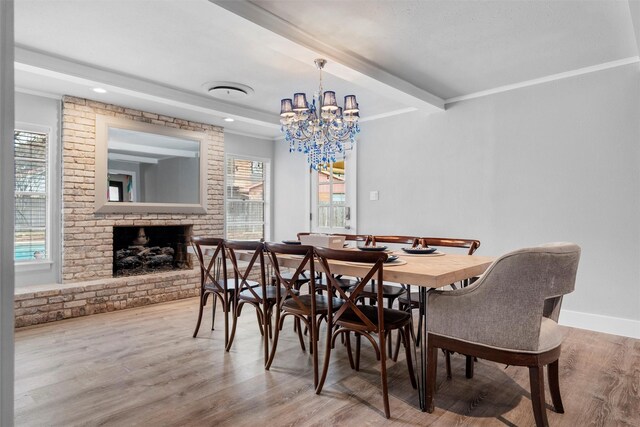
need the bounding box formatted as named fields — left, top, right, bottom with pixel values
left=14, top=298, right=640, bottom=426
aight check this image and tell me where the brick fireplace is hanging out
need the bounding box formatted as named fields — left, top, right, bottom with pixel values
left=13, top=97, right=224, bottom=327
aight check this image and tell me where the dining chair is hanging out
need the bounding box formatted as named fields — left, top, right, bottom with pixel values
left=358, top=235, right=419, bottom=356
left=394, top=236, right=481, bottom=378
left=264, top=242, right=342, bottom=387
left=224, top=240, right=274, bottom=364
left=190, top=237, right=232, bottom=343
left=425, top=243, right=581, bottom=427
left=314, top=247, right=416, bottom=419
left=297, top=232, right=373, bottom=295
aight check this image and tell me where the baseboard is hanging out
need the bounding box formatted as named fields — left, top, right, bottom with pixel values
left=559, top=309, right=640, bottom=339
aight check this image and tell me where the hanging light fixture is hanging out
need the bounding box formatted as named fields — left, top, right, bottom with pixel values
left=279, top=58, right=360, bottom=170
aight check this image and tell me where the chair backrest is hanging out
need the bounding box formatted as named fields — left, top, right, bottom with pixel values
left=191, top=236, right=227, bottom=292
left=224, top=240, right=266, bottom=298
left=431, top=243, right=580, bottom=351
left=265, top=242, right=315, bottom=312
left=372, top=235, right=419, bottom=247
left=314, top=247, right=387, bottom=333
left=420, top=237, right=481, bottom=255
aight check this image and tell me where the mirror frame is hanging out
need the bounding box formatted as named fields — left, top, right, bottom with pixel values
left=95, top=114, right=208, bottom=214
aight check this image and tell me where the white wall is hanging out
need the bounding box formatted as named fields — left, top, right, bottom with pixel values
left=356, top=63, right=640, bottom=327
left=273, top=63, right=640, bottom=333
left=272, top=137, right=309, bottom=241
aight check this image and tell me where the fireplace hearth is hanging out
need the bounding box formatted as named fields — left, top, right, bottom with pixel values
left=113, top=225, right=192, bottom=277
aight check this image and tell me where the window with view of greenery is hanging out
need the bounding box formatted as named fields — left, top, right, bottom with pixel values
left=225, top=156, right=267, bottom=240
left=14, top=130, right=48, bottom=262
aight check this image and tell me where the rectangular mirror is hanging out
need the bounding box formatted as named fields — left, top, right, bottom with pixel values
left=95, top=115, right=208, bottom=214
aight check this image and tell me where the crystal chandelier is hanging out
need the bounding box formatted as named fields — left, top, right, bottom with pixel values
left=279, top=58, right=360, bottom=170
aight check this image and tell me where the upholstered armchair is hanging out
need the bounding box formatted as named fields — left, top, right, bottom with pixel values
left=425, top=243, right=581, bottom=427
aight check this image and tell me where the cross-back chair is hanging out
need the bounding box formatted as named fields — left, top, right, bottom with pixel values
left=264, top=242, right=341, bottom=387
left=190, top=237, right=231, bottom=343
left=224, top=240, right=273, bottom=363
left=314, top=247, right=416, bottom=419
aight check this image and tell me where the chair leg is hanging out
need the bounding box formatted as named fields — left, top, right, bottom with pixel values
left=355, top=333, right=361, bottom=371
left=392, top=329, right=401, bottom=362
left=316, top=321, right=334, bottom=394
left=225, top=300, right=240, bottom=352
left=548, top=359, right=564, bottom=413
left=345, top=332, right=355, bottom=370
left=403, top=325, right=417, bottom=389
left=426, top=337, right=438, bottom=413
left=192, top=292, right=207, bottom=338
left=311, top=318, right=319, bottom=388
left=265, top=310, right=282, bottom=370
left=211, top=293, right=218, bottom=330
left=295, top=317, right=306, bottom=352
left=465, top=355, right=474, bottom=379
left=379, top=330, right=390, bottom=419
left=529, top=365, right=550, bottom=427
left=445, top=350, right=452, bottom=380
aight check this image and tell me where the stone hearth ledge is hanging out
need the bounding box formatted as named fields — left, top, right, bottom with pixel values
left=14, top=268, right=200, bottom=328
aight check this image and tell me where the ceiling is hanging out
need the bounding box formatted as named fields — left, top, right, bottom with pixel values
left=14, top=0, right=640, bottom=140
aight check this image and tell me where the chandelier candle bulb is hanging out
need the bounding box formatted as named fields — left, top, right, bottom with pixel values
left=279, top=58, right=361, bottom=170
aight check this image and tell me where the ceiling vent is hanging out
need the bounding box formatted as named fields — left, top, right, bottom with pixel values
left=205, top=82, right=254, bottom=100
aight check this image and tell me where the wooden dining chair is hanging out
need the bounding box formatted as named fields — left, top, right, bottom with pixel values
left=394, top=236, right=482, bottom=378
left=425, top=243, right=581, bottom=427
left=264, top=242, right=342, bottom=387
left=190, top=237, right=232, bottom=344
left=356, top=235, right=420, bottom=356
left=314, top=247, right=416, bottom=419
left=297, top=232, right=373, bottom=295
left=224, top=240, right=274, bottom=364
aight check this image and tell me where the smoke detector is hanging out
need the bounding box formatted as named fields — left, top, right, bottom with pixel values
left=205, top=82, right=254, bottom=100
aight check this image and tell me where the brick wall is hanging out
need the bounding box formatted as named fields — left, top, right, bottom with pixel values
left=62, top=96, right=224, bottom=282
left=14, top=97, right=225, bottom=328
left=14, top=270, right=200, bottom=327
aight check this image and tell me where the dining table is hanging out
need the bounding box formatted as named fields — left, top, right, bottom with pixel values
left=244, top=246, right=496, bottom=411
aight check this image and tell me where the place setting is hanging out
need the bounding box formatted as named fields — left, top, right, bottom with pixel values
left=396, top=246, right=445, bottom=257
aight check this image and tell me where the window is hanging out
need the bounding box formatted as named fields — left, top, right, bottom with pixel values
left=225, top=155, right=269, bottom=240
left=317, top=160, right=347, bottom=229
left=14, top=129, right=49, bottom=262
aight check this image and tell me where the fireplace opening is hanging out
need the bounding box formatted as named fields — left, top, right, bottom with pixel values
left=113, top=225, right=192, bottom=277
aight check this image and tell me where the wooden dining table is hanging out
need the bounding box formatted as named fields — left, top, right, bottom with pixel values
left=252, top=248, right=496, bottom=411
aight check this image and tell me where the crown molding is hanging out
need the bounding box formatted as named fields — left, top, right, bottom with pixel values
left=446, top=56, right=640, bottom=105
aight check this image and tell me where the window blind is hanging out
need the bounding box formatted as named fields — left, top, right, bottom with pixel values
left=14, top=130, right=48, bottom=261
left=225, top=156, right=265, bottom=240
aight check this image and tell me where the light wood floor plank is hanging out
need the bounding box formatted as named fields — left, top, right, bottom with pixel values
left=14, top=298, right=640, bottom=426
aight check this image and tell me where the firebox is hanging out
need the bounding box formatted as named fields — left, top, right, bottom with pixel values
left=112, top=225, right=192, bottom=277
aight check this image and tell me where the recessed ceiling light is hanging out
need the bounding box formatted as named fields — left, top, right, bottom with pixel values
left=224, top=118, right=235, bottom=122
left=92, top=88, right=107, bottom=94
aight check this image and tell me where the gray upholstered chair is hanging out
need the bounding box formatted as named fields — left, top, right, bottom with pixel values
left=425, top=243, right=580, bottom=427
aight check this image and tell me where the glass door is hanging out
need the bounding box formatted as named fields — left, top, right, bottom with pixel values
left=310, top=150, right=356, bottom=234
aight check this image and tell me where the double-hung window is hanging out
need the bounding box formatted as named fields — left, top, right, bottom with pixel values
left=225, top=155, right=269, bottom=240
left=14, top=128, right=49, bottom=262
